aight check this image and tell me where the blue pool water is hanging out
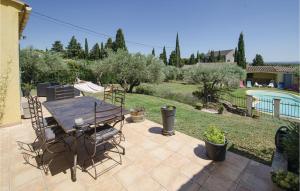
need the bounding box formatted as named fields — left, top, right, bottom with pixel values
left=247, top=90, right=300, bottom=119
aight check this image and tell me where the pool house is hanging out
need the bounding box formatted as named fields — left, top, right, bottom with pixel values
left=246, top=66, right=299, bottom=90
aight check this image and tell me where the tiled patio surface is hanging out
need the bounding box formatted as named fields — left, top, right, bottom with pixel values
left=0, top=100, right=280, bottom=191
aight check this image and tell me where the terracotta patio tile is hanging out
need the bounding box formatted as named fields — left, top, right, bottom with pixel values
left=127, top=175, right=162, bottom=191
left=151, top=164, right=180, bottom=188
left=115, top=164, right=146, bottom=188
left=149, top=147, right=174, bottom=161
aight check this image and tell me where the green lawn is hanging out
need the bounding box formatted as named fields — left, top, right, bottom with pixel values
left=125, top=93, right=286, bottom=165
left=141, top=81, right=198, bottom=95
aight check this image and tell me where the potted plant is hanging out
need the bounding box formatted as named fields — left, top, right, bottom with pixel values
left=130, top=107, right=145, bottom=122
left=204, top=125, right=228, bottom=161
left=21, top=83, right=33, bottom=97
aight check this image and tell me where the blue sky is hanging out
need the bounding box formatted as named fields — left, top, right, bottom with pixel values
left=21, top=0, right=299, bottom=62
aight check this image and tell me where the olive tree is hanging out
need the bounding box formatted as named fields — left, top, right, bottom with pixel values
left=90, top=50, right=164, bottom=92
left=184, top=63, right=246, bottom=102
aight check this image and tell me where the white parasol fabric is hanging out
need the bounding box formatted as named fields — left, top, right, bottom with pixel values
left=74, top=79, right=104, bottom=93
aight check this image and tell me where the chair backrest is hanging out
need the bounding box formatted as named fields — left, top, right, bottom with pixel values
left=92, top=102, right=123, bottom=140
left=27, top=95, right=47, bottom=140
left=54, top=85, right=75, bottom=100
left=27, top=95, right=39, bottom=131
left=103, top=86, right=114, bottom=103
left=114, top=88, right=125, bottom=106
left=247, top=81, right=252, bottom=88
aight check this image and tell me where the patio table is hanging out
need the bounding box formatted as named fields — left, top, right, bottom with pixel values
left=43, top=96, right=128, bottom=181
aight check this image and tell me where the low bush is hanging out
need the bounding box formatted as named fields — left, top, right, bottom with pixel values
left=135, top=84, right=155, bottom=95
left=283, top=122, right=299, bottom=173
left=271, top=170, right=299, bottom=191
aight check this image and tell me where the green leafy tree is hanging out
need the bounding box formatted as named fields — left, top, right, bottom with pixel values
left=169, top=50, right=177, bottom=66
left=66, top=36, right=82, bottom=59
left=151, top=48, right=155, bottom=56
left=189, top=53, right=196, bottom=65
left=184, top=63, right=246, bottom=102
left=159, top=46, right=167, bottom=65
left=237, top=32, right=246, bottom=68
left=84, top=38, right=89, bottom=59
left=51, top=41, right=64, bottom=52
left=252, top=54, right=264, bottom=66
left=113, top=28, right=127, bottom=51
left=175, top=33, right=181, bottom=67
left=89, top=43, right=101, bottom=60
left=90, top=50, right=164, bottom=92
left=105, top=38, right=113, bottom=49
left=234, top=48, right=238, bottom=62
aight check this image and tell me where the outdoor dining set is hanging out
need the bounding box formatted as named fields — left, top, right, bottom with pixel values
left=25, top=84, right=127, bottom=181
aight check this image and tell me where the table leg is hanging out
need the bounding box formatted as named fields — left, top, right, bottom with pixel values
left=71, top=133, right=77, bottom=182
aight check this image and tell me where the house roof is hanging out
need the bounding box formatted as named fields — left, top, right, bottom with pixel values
left=206, top=49, right=234, bottom=56
left=246, top=66, right=296, bottom=73
left=4, top=0, right=32, bottom=38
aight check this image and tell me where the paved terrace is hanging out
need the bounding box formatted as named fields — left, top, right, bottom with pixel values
left=0, top=101, right=280, bottom=191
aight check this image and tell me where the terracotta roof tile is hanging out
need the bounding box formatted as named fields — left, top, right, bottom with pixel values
left=246, top=66, right=296, bottom=73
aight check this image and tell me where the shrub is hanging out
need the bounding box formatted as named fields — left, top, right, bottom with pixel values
left=218, top=105, right=224, bottom=114
left=204, top=126, right=225, bottom=144
left=271, top=170, right=299, bottom=191
left=195, top=102, right=203, bottom=110
left=135, top=85, right=155, bottom=95
left=163, top=66, right=180, bottom=81
left=283, top=122, right=299, bottom=173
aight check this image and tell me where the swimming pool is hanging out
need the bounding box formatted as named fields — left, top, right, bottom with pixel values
left=247, top=90, right=300, bottom=119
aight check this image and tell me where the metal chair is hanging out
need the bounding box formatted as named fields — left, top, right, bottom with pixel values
left=83, top=102, right=125, bottom=179
left=114, top=88, right=126, bottom=106
left=27, top=96, right=70, bottom=174
left=103, top=85, right=114, bottom=103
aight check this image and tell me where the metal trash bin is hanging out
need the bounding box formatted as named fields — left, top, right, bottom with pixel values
left=161, top=105, right=176, bottom=136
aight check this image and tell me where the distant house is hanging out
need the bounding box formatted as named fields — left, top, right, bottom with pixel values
left=246, top=66, right=299, bottom=90
left=206, top=49, right=235, bottom=63
left=0, top=0, right=31, bottom=126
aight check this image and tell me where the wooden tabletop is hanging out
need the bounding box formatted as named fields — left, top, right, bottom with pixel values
left=43, top=96, right=128, bottom=133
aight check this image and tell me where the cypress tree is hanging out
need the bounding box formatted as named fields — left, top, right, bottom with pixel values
left=237, top=32, right=246, bottom=68
left=252, top=54, right=264, bottom=66
left=51, top=41, right=64, bottom=52
left=105, top=38, right=113, bottom=49
left=114, top=28, right=127, bottom=51
left=175, top=33, right=181, bottom=67
left=209, top=50, right=215, bottom=62
left=159, top=46, right=168, bottom=65
left=89, top=43, right=101, bottom=60
left=66, top=36, right=82, bottom=58
left=151, top=48, right=155, bottom=56
left=196, top=51, right=200, bottom=62
left=217, top=50, right=221, bottom=62
left=234, top=48, right=238, bottom=62
left=189, top=54, right=196, bottom=65
left=169, top=51, right=177, bottom=66
left=100, top=42, right=105, bottom=59
left=84, top=38, right=89, bottom=59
